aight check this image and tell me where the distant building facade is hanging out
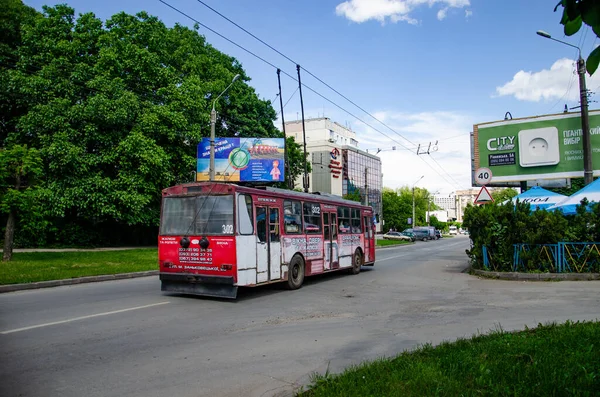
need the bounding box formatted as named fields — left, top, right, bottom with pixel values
left=285, top=118, right=383, bottom=231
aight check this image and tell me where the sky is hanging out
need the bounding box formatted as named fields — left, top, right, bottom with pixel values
left=24, top=0, right=600, bottom=195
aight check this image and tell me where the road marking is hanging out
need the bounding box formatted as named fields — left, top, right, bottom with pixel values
left=377, top=253, right=412, bottom=262
left=1, top=302, right=170, bottom=335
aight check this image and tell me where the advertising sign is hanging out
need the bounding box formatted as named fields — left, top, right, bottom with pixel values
left=197, top=138, right=285, bottom=182
left=473, top=111, right=600, bottom=184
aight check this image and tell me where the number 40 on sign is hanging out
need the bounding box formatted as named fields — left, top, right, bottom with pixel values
left=475, top=167, right=492, bottom=185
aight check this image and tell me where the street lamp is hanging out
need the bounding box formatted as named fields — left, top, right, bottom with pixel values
left=210, top=74, right=240, bottom=181
left=412, top=175, right=424, bottom=228
left=536, top=30, right=592, bottom=185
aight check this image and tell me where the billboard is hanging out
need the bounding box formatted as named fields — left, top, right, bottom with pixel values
left=196, top=137, right=285, bottom=182
left=473, top=111, right=600, bottom=185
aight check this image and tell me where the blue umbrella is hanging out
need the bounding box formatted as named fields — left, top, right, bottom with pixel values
left=509, top=186, right=567, bottom=210
left=546, top=178, right=600, bottom=215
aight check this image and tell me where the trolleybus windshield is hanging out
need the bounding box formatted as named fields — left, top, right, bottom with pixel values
left=160, top=195, right=234, bottom=236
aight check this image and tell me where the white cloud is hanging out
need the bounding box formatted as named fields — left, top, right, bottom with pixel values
left=351, top=110, right=475, bottom=194
left=437, top=8, right=448, bottom=20
left=335, top=0, right=470, bottom=24
left=496, top=58, right=600, bottom=102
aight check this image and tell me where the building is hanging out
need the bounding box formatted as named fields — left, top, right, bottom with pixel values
left=285, top=118, right=383, bottom=231
left=433, top=195, right=457, bottom=220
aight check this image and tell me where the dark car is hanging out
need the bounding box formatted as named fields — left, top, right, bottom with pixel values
left=401, top=231, right=416, bottom=242
left=403, top=228, right=429, bottom=241
left=435, top=230, right=442, bottom=239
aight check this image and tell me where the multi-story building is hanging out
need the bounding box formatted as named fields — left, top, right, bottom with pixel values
left=433, top=195, right=457, bottom=220
left=285, top=118, right=383, bottom=231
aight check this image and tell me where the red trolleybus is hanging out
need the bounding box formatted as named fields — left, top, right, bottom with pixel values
left=158, top=182, right=376, bottom=299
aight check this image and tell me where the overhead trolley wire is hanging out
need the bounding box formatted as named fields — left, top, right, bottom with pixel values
left=158, top=0, right=464, bottom=190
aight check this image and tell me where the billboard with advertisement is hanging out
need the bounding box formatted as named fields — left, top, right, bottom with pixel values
left=472, top=111, right=600, bottom=185
left=196, top=137, right=285, bottom=182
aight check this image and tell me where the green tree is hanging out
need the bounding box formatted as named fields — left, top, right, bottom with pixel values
left=491, top=187, right=518, bottom=203
left=0, top=145, right=43, bottom=260
left=382, top=186, right=434, bottom=232
left=1, top=3, right=307, bottom=247
left=555, top=0, right=600, bottom=74
left=343, top=189, right=362, bottom=203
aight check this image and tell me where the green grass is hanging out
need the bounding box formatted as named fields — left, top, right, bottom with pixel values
left=377, top=239, right=413, bottom=247
left=0, top=249, right=158, bottom=285
left=301, top=321, right=600, bottom=396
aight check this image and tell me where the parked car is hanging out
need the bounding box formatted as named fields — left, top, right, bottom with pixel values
left=435, top=230, right=442, bottom=239
left=449, top=225, right=458, bottom=235
left=401, top=231, right=416, bottom=242
left=414, top=226, right=436, bottom=240
left=383, top=231, right=412, bottom=242
left=402, top=228, right=429, bottom=241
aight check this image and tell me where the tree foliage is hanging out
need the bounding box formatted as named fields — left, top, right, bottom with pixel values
left=555, top=0, right=600, bottom=75
left=1, top=2, right=307, bottom=248
left=381, top=186, right=439, bottom=232
left=463, top=199, right=600, bottom=272
left=491, top=187, right=518, bottom=203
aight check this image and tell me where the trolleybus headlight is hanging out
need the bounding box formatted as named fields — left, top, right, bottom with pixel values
left=199, top=237, right=210, bottom=249
left=180, top=237, right=190, bottom=248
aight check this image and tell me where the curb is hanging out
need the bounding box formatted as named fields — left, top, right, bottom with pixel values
left=470, top=268, right=600, bottom=281
left=376, top=242, right=415, bottom=249
left=0, top=271, right=159, bottom=293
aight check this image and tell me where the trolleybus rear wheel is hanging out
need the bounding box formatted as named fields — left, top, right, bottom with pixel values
left=351, top=249, right=362, bottom=275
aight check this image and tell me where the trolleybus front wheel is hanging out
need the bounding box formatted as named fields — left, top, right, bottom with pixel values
left=286, top=255, right=305, bottom=290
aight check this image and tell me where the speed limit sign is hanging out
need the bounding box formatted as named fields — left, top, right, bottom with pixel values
left=475, top=167, right=492, bottom=185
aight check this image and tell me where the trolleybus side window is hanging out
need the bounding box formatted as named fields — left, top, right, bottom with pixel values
left=338, top=206, right=350, bottom=234
left=351, top=208, right=362, bottom=234
left=284, top=200, right=302, bottom=234
left=237, top=194, right=254, bottom=235
left=303, top=202, right=322, bottom=234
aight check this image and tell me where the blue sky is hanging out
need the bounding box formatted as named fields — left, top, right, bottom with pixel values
left=25, top=0, right=600, bottom=194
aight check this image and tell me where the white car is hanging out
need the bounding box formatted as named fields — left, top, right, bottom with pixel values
left=382, top=232, right=412, bottom=241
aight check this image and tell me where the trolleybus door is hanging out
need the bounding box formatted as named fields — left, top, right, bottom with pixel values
left=256, top=206, right=281, bottom=283
left=363, top=214, right=373, bottom=262
left=323, top=211, right=339, bottom=270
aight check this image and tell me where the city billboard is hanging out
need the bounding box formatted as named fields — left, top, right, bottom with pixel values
left=196, top=137, right=285, bottom=182
left=472, top=111, right=600, bottom=185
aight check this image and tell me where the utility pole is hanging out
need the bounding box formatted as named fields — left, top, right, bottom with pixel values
left=411, top=176, right=424, bottom=228
left=297, top=65, right=309, bottom=193
left=209, top=74, right=239, bottom=181
left=277, top=69, right=292, bottom=189
left=412, top=187, right=416, bottom=228
left=209, top=108, right=216, bottom=181
left=536, top=31, right=593, bottom=185
left=577, top=56, right=593, bottom=185
left=364, top=167, right=368, bottom=206
left=427, top=195, right=431, bottom=226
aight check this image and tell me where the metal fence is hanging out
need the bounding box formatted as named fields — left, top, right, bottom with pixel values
left=482, top=242, right=600, bottom=273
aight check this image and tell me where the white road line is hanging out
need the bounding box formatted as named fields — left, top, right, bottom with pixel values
left=1, top=302, right=170, bottom=335
left=377, top=253, right=412, bottom=262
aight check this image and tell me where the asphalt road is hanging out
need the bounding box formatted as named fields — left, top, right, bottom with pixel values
left=1, top=236, right=599, bottom=397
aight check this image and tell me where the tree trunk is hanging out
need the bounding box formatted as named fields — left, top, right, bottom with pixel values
left=2, top=210, right=16, bottom=261
left=3, top=173, right=20, bottom=262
